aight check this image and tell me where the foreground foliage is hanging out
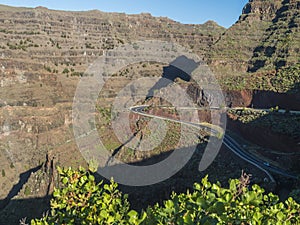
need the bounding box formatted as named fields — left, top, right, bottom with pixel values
left=31, top=168, right=300, bottom=225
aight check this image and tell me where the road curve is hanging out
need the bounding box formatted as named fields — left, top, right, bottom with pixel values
left=130, top=105, right=298, bottom=182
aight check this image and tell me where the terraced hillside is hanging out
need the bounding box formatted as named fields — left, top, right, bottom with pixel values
left=249, top=0, right=300, bottom=72
left=208, top=0, right=300, bottom=96
left=0, top=1, right=300, bottom=223
left=207, top=0, right=283, bottom=77
left=0, top=3, right=226, bottom=215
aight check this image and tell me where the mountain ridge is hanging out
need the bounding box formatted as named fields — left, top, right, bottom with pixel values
left=207, top=0, right=284, bottom=77
left=0, top=3, right=226, bottom=29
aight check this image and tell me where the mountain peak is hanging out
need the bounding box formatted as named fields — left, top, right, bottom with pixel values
left=35, top=6, right=48, bottom=10
left=240, top=0, right=282, bottom=21
left=202, top=20, right=223, bottom=28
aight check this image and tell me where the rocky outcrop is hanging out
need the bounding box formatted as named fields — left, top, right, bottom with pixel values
left=207, top=0, right=282, bottom=77
left=248, top=0, right=300, bottom=72
left=186, top=83, right=253, bottom=107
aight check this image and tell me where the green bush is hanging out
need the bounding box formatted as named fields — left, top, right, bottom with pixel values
left=31, top=167, right=146, bottom=225
left=146, top=176, right=300, bottom=225
left=270, top=65, right=300, bottom=93
left=62, top=68, right=69, bottom=74
left=24, top=186, right=31, bottom=196
left=31, top=168, right=300, bottom=225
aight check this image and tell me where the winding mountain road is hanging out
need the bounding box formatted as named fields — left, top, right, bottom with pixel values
left=130, top=105, right=298, bottom=182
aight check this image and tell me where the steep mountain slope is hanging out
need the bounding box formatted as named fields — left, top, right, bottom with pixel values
left=207, top=0, right=282, bottom=77
left=249, top=0, right=300, bottom=72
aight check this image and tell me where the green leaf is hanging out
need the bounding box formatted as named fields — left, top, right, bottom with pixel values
left=202, top=175, right=211, bottom=188
left=276, top=211, right=285, bottom=221
left=183, top=212, right=193, bottom=224
left=128, top=210, right=138, bottom=218
left=89, top=175, right=95, bottom=182
left=253, top=212, right=263, bottom=222
left=53, top=189, right=60, bottom=198
left=209, top=202, right=225, bottom=214
left=196, top=197, right=208, bottom=209
left=229, top=179, right=237, bottom=191
left=165, top=200, right=174, bottom=209
left=100, top=210, right=109, bottom=218
left=62, top=177, right=68, bottom=184
left=225, top=193, right=232, bottom=202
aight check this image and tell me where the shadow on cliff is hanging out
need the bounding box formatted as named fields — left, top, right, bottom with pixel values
left=0, top=143, right=209, bottom=224
left=251, top=82, right=300, bottom=110
left=2, top=124, right=299, bottom=223
left=0, top=164, right=43, bottom=211
left=0, top=164, right=50, bottom=224
left=227, top=111, right=300, bottom=200
left=0, top=196, right=51, bottom=225
left=146, top=55, right=199, bottom=99
left=228, top=110, right=300, bottom=154
left=1, top=139, right=246, bottom=223
left=96, top=142, right=210, bottom=211
left=230, top=83, right=300, bottom=166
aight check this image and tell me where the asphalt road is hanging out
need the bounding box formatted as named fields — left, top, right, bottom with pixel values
left=130, top=105, right=298, bottom=182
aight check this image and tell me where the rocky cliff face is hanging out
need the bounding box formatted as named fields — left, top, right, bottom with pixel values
left=248, top=0, right=300, bottom=72
left=241, top=0, right=282, bottom=20
left=207, top=0, right=282, bottom=77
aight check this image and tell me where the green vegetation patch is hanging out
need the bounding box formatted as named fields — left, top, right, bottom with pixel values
left=31, top=168, right=300, bottom=225
left=221, top=64, right=300, bottom=92
left=270, top=64, right=300, bottom=93
left=228, top=108, right=300, bottom=138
